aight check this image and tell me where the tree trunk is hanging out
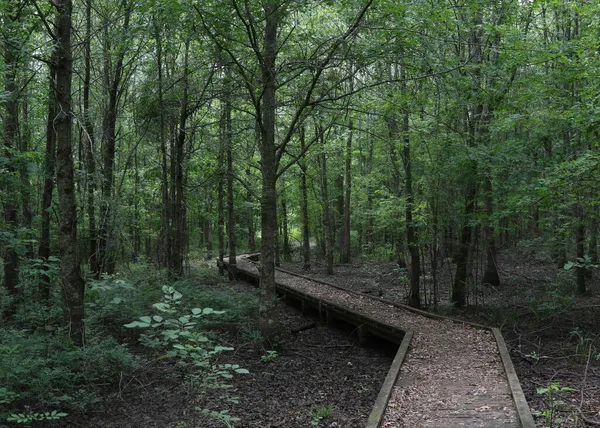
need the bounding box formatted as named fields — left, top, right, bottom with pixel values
left=225, top=84, right=236, bottom=278
left=39, top=53, right=58, bottom=300
left=98, top=1, right=131, bottom=277
left=400, top=60, right=421, bottom=309
left=172, top=38, right=190, bottom=277
left=83, top=0, right=98, bottom=273
left=320, top=148, right=334, bottom=275
left=55, top=0, right=85, bottom=346
left=217, top=145, right=225, bottom=276
left=257, top=1, right=280, bottom=336
left=2, top=33, right=20, bottom=314
left=20, top=99, right=33, bottom=258
left=482, top=174, right=500, bottom=287
left=299, top=127, right=311, bottom=270
left=155, top=21, right=171, bottom=270
left=206, top=195, right=213, bottom=260
left=342, top=119, right=352, bottom=264
left=336, top=173, right=344, bottom=260
left=575, top=205, right=586, bottom=294
left=281, top=193, right=291, bottom=262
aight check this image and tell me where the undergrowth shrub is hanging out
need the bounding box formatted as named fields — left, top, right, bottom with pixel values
left=1, top=259, right=254, bottom=427
left=0, top=329, right=135, bottom=425
left=526, top=270, right=576, bottom=318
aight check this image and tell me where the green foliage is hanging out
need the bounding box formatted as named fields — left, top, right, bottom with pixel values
left=527, top=271, right=576, bottom=318
left=6, top=410, right=68, bottom=424
left=260, top=350, right=279, bottom=363
left=124, top=286, right=248, bottom=389
left=197, top=408, right=240, bottom=428
left=533, top=382, right=576, bottom=427
left=569, top=328, right=598, bottom=364
left=0, top=329, right=135, bottom=424
left=310, top=404, right=335, bottom=426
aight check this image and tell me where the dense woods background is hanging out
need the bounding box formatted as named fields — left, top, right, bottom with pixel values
left=1, top=0, right=599, bottom=426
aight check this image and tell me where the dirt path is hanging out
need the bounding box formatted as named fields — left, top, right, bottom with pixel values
left=233, top=255, right=522, bottom=427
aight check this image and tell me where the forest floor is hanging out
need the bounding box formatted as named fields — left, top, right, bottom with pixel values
left=278, top=252, right=600, bottom=427
left=75, top=278, right=393, bottom=428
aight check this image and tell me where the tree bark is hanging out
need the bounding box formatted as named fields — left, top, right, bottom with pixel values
left=172, top=38, right=190, bottom=277
left=281, top=192, right=291, bottom=262
left=98, top=0, right=132, bottom=277
left=83, top=0, right=98, bottom=273
left=257, top=0, right=280, bottom=336
left=400, top=60, right=421, bottom=309
left=2, top=28, right=20, bottom=313
left=575, top=204, right=586, bottom=294
left=320, top=147, right=334, bottom=275
left=154, top=20, right=171, bottom=270
left=55, top=0, right=86, bottom=346
left=299, top=127, right=311, bottom=270
left=342, top=119, right=352, bottom=264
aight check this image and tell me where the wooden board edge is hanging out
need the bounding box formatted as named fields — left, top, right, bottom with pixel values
left=272, top=264, right=491, bottom=330
left=492, top=328, right=536, bottom=428
left=365, top=330, right=413, bottom=428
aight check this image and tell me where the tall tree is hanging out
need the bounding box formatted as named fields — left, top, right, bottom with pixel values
left=54, top=0, right=85, bottom=346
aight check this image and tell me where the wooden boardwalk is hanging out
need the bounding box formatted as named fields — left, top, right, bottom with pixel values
left=226, top=254, right=535, bottom=428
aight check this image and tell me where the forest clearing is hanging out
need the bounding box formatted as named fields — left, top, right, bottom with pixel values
left=1, top=0, right=599, bottom=427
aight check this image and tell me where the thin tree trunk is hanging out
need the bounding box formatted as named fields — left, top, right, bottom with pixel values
left=172, top=38, right=190, bottom=277
left=83, top=0, right=98, bottom=273
left=281, top=193, right=291, bottom=262
left=222, top=65, right=236, bottom=278
left=299, top=126, right=311, bottom=270
left=55, top=0, right=85, bottom=346
left=575, top=204, right=586, bottom=294
left=206, top=195, right=213, bottom=260
left=342, top=119, right=352, bottom=264
left=482, top=175, right=500, bottom=286
left=155, top=21, right=171, bottom=270
left=2, top=32, right=20, bottom=313
left=400, top=59, right=421, bottom=309
left=98, top=1, right=131, bottom=276
left=217, top=145, right=225, bottom=276
left=39, top=54, right=57, bottom=300
left=320, top=147, right=334, bottom=275
left=336, top=173, right=344, bottom=260
left=20, top=99, right=33, bottom=258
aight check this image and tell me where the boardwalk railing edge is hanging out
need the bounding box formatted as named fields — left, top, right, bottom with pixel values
left=492, top=328, right=536, bottom=428
left=365, top=330, right=413, bottom=428
left=223, top=255, right=536, bottom=428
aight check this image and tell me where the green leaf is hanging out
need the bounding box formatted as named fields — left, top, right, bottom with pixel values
left=140, top=316, right=152, bottom=323
left=152, top=315, right=164, bottom=322
left=124, top=321, right=150, bottom=328
left=191, top=308, right=203, bottom=315
left=234, top=368, right=249, bottom=374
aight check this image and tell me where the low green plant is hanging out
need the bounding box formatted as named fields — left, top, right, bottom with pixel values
left=310, top=404, right=335, bottom=426
left=7, top=409, right=68, bottom=424
left=0, top=329, right=135, bottom=424
left=197, top=408, right=240, bottom=428
left=260, top=350, right=279, bottom=362
left=569, top=328, right=598, bottom=363
left=527, top=271, right=575, bottom=318
left=124, top=286, right=249, bottom=387
left=533, top=382, right=576, bottom=427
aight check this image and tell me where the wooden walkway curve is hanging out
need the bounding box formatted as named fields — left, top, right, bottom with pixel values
left=224, top=254, right=535, bottom=428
